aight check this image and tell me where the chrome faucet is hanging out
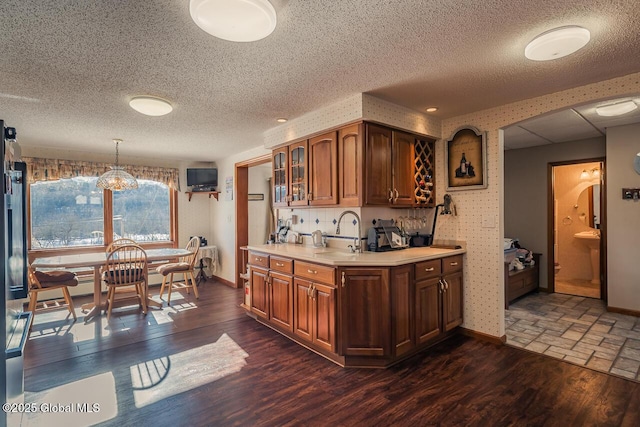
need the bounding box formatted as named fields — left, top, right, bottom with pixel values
left=336, top=210, right=363, bottom=253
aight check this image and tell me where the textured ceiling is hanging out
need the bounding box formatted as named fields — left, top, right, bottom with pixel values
left=1, top=0, right=640, bottom=161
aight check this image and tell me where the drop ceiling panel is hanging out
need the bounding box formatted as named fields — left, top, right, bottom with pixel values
left=503, top=126, right=551, bottom=150
left=518, top=109, right=602, bottom=143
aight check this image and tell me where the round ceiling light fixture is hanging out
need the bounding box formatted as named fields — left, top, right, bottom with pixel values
left=525, top=26, right=590, bottom=61
left=426, top=107, right=438, bottom=113
left=190, top=0, right=277, bottom=42
left=276, top=118, right=288, bottom=123
left=129, top=96, right=173, bottom=116
left=595, top=100, right=638, bottom=117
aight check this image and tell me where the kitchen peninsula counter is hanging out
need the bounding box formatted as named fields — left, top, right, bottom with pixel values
left=244, top=243, right=466, bottom=368
left=245, top=243, right=466, bottom=266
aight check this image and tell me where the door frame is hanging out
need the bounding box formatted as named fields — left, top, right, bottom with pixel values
left=234, top=154, right=271, bottom=287
left=547, top=157, right=607, bottom=299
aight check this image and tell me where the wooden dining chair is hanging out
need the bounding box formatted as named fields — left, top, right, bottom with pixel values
left=102, top=244, right=148, bottom=319
left=157, top=237, right=200, bottom=305
left=106, top=238, right=138, bottom=253
left=27, top=266, right=78, bottom=328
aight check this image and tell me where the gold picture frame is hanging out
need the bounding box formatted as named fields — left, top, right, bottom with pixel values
left=445, top=126, right=487, bottom=191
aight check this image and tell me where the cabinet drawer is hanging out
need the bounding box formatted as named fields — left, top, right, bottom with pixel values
left=295, top=261, right=335, bottom=286
left=270, top=256, right=293, bottom=274
left=248, top=251, right=269, bottom=268
left=415, top=259, right=441, bottom=281
left=442, top=255, right=463, bottom=274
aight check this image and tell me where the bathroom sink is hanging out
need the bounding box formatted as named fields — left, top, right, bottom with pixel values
left=574, top=231, right=600, bottom=248
left=573, top=231, right=601, bottom=285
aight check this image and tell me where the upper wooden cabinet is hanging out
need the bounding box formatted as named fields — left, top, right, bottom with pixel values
left=272, top=147, right=288, bottom=207
left=338, top=123, right=364, bottom=207
left=271, top=121, right=434, bottom=208
left=288, top=140, right=308, bottom=207
left=364, top=124, right=414, bottom=206
left=308, top=131, right=338, bottom=206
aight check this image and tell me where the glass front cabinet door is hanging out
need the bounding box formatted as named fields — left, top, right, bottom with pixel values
left=272, top=147, right=288, bottom=207
left=288, top=141, right=308, bottom=207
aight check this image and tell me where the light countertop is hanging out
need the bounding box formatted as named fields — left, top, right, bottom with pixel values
left=245, top=243, right=466, bottom=267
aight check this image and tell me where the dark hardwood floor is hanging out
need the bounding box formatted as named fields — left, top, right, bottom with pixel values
left=22, top=281, right=640, bottom=427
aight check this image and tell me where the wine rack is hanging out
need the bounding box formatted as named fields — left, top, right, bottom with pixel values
left=414, top=139, right=435, bottom=207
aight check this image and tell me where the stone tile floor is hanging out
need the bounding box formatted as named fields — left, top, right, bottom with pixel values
left=505, top=292, right=640, bottom=382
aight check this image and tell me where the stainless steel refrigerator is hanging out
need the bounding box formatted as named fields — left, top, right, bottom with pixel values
left=1, top=121, right=31, bottom=427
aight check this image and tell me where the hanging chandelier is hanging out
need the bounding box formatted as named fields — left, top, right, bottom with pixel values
left=96, top=139, right=138, bottom=191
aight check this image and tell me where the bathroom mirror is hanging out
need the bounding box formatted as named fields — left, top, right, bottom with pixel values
left=634, top=153, right=640, bottom=175
left=577, top=184, right=600, bottom=229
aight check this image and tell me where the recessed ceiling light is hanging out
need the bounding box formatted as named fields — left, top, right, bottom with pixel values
left=426, top=107, right=438, bottom=113
left=595, top=100, right=638, bottom=117
left=190, top=0, right=277, bottom=42
left=129, top=96, right=173, bottom=116
left=525, top=26, right=590, bottom=61
left=276, top=118, right=288, bottom=123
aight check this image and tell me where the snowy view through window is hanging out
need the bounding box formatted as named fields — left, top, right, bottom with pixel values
left=30, top=177, right=170, bottom=248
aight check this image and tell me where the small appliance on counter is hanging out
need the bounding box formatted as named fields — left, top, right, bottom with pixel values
left=367, top=219, right=409, bottom=252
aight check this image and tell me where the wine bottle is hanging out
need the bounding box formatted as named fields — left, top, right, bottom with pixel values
left=460, top=153, right=467, bottom=174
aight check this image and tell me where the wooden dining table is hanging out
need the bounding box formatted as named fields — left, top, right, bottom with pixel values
left=31, top=248, right=190, bottom=321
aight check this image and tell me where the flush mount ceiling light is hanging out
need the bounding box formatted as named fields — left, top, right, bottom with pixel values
left=525, top=26, right=590, bottom=61
left=129, top=96, right=173, bottom=116
left=426, top=107, right=438, bottom=113
left=276, top=118, right=287, bottom=123
left=595, top=100, right=638, bottom=117
left=96, top=139, right=138, bottom=191
left=190, top=0, right=277, bottom=42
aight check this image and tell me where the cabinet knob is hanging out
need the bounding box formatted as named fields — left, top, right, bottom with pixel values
left=450, top=262, right=458, bottom=266
left=276, top=262, right=284, bottom=267
left=255, top=257, right=262, bottom=262
left=341, top=271, right=346, bottom=288
left=425, top=267, right=434, bottom=272
left=307, top=269, right=317, bottom=274
left=394, top=188, right=399, bottom=202
left=443, top=279, right=449, bottom=290
left=388, top=188, right=393, bottom=202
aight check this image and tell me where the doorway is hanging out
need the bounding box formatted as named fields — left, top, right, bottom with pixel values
left=234, top=154, right=271, bottom=287
left=548, top=158, right=607, bottom=299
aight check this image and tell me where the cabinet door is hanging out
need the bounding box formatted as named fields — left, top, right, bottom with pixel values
left=364, top=124, right=393, bottom=205
left=391, top=265, right=414, bottom=357
left=293, top=278, right=313, bottom=342
left=250, top=267, right=269, bottom=319
left=391, top=130, right=415, bottom=206
left=443, top=271, right=463, bottom=331
left=340, top=268, right=390, bottom=357
left=269, top=271, right=294, bottom=332
left=415, top=277, right=441, bottom=344
left=312, top=282, right=336, bottom=352
left=272, top=147, right=288, bottom=207
left=309, top=131, right=338, bottom=206
left=338, top=123, right=363, bottom=206
left=288, top=141, right=308, bottom=206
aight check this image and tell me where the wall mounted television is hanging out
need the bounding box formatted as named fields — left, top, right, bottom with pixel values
left=186, top=168, right=218, bottom=190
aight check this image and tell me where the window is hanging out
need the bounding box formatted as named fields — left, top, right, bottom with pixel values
left=30, top=177, right=105, bottom=249
left=112, top=179, right=170, bottom=242
left=30, top=178, right=175, bottom=250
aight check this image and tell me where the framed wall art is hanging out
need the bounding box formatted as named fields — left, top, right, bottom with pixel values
left=445, top=126, right=487, bottom=191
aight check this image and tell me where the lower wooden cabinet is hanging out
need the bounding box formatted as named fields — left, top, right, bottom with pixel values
left=293, top=278, right=336, bottom=352
left=249, top=251, right=464, bottom=368
left=415, top=255, right=463, bottom=345
left=250, top=266, right=269, bottom=319
left=269, top=271, right=294, bottom=332
left=415, top=277, right=441, bottom=344
left=339, top=268, right=390, bottom=357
